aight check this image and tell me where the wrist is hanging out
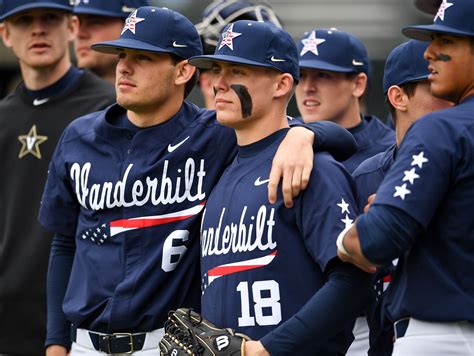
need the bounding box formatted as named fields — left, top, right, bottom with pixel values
left=336, top=223, right=353, bottom=256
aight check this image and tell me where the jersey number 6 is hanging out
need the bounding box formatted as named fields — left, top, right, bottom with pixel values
left=162, top=230, right=189, bottom=272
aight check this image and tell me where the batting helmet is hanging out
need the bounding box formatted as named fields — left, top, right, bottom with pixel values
left=196, top=0, right=282, bottom=54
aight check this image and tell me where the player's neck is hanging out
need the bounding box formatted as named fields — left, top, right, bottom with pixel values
left=20, top=56, right=72, bottom=91
left=336, top=103, right=363, bottom=129
left=127, top=95, right=184, bottom=128
left=234, top=112, right=289, bottom=146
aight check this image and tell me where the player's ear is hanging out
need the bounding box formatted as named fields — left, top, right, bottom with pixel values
left=274, top=73, right=294, bottom=99
left=67, top=15, right=79, bottom=42
left=1, top=22, right=12, bottom=49
left=174, top=60, right=197, bottom=86
left=352, top=72, right=368, bottom=99
left=387, top=85, right=408, bottom=113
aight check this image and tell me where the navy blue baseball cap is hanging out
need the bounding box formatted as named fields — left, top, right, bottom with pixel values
left=74, top=0, right=149, bottom=19
left=414, top=0, right=441, bottom=14
left=297, top=28, right=370, bottom=75
left=92, top=6, right=203, bottom=60
left=189, top=20, right=299, bottom=82
left=0, top=0, right=73, bottom=21
left=383, top=40, right=429, bottom=93
left=403, top=0, right=474, bottom=40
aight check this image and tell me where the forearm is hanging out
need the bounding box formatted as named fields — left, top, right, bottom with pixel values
left=338, top=205, right=422, bottom=270
left=260, top=261, right=373, bottom=354
left=46, top=234, right=75, bottom=350
left=293, top=120, right=357, bottom=161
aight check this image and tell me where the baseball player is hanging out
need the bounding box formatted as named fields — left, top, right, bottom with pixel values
left=38, top=6, right=356, bottom=355
left=73, top=0, right=150, bottom=84
left=352, top=39, right=452, bottom=356
left=189, top=20, right=373, bottom=356
left=195, top=0, right=282, bottom=109
left=295, top=28, right=395, bottom=173
left=337, top=0, right=474, bottom=355
left=0, top=1, right=115, bottom=354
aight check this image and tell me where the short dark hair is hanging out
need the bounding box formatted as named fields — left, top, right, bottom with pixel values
left=386, top=81, right=419, bottom=125
left=170, top=54, right=199, bottom=99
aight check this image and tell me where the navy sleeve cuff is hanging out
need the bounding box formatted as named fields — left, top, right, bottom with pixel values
left=357, top=205, right=422, bottom=265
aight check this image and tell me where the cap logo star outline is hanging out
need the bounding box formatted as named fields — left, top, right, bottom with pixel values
left=434, top=0, right=454, bottom=22
left=218, top=23, right=242, bottom=50
left=18, top=125, right=48, bottom=159
left=300, top=31, right=326, bottom=57
left=121, top=9, right=145, bottom=35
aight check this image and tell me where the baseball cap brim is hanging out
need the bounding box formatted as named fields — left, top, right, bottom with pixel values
left=384, top=73, right=429, bottom=93
left=0, top=2, right=72, bottom=21
left=298, top=59, right=356, bottom=73
left=189, top=54, right=282, bottom=73
left=403, top=23, right=474, bottom=41
left=92, top=38, right=173, bottom=55
left=74, top=8, right=125, bottom=18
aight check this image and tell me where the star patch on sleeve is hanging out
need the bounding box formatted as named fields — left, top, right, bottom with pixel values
left=18, top=125, right=48, bottom=159
left=393, top=151, right=428, bottom=200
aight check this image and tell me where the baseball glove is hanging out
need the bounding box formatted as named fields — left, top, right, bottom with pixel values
left=159, top=308, right=251, bottom=356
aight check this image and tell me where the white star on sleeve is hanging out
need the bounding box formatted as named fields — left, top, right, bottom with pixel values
left=337, top=198, right=350, bottom=214
left=402, top=168, right=420, bottom=185
left=411, top=151, right=429, bottom=169
left=341, top=214, right=354, bottom=228
left=393, top=183, right=411, bottom=200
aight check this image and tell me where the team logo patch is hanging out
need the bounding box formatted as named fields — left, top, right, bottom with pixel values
left=218, top=23, right=242, bottom=50
left=18, top=125, right=48, bottom=159
left=300, top=30, right=326, bottom=57
left=121, top=9, right=145, bottom=35
left=434, top=0, right=454, bottom=22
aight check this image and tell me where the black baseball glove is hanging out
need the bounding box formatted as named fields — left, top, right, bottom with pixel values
left=159, top=308, right=251, bottom=356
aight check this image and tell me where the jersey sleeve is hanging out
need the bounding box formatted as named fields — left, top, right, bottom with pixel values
left=373, top=116, right=455, bottom=228
left=38, top=131, right=80, bottom=237
left=295, top=153, right=359, bottom=271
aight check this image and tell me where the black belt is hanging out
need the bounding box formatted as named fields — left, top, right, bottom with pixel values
left=71, top=325, right=146, bottom=353
left=394, top=318, right=410, bottom=339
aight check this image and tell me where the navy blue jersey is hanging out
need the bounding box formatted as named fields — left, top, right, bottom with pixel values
left=352, top=144, right=396, bottom=213
left=343, top=115, right=395, bottom=173
left=200, top=129, right=359, bottom=354
left=372, top=95, right=474, bottom=322
left=39, top=101, right=236, bottom=333
left=353, top=145, right=397, bottom=356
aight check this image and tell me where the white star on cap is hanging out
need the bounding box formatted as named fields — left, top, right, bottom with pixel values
left=337, top=198, right=350, bottom=214
left=411, top=151, right=429, bottom=169
left=121, top=10, right=145, bottom=35
left=300, top=31, right=326, bottom=57
left=393, top=183, right=411, bottom=200
left=402, top=168, right=420, bottom=185
left=341, top=214, right=354, bottom=228
left=434, top=0, right=454, bottom=22
left=218, top=24, right=242, bottom=50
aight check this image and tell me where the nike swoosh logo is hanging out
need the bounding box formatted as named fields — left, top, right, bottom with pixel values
left=173, top=41, right=187, bottom=48
left=122, top=6, right=136, bottom=12
left=33, top=98, right=50, bottom=106
left=270, top=56, right=285, bottom=62
left=168, top=136, right=190, bottom=153
left=352, top=59, right=364, bottom=66
left=254, top=177, right=270, bottom=187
